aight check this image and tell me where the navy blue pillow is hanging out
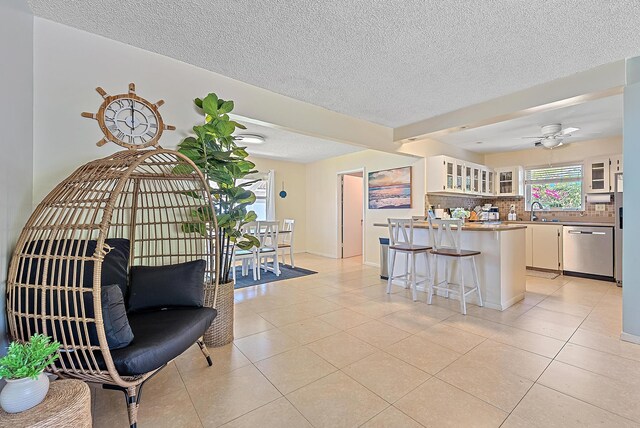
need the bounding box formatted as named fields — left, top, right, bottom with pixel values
left=128, top=260, right=206, bottom=313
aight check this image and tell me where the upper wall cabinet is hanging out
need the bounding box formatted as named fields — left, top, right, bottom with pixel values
left=427, top=155, right=495, bottom=197
left=495, top=166, right=524, bottom=197
left=585, top=157, right=611, bottom=194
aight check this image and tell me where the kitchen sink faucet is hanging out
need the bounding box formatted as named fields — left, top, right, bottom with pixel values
left=530, top=201, right=544, bottom=221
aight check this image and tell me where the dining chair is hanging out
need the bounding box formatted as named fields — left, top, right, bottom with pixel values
left=278, top=219, right=295, bottom=267
left=427, top=218, right=483, bottom=314
left=232, top=221, right=259, bottom=282
left=257, top=221, right=280, bottom=278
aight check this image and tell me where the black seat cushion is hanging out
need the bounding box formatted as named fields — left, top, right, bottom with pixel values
left=128, top=260, right=206, bottom=313
left=109, top=307, right=217, bottom=376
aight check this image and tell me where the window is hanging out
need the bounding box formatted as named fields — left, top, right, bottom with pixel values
left=236, top=171, right=272, bottom=221
left=525, top=164, right=583, bottom=211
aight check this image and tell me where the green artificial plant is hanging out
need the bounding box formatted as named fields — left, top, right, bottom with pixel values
left=0, top=334, right=60, bottom=380
left=176, top=93, right=260, bottom=284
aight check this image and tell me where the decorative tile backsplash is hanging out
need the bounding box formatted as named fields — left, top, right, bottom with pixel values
left=425, top=194, right=615, bottom=222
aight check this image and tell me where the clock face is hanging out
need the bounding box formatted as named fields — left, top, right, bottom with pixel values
left=82, top=83, right=174, bottom=150
left=102, top=97, right=160, bottom=147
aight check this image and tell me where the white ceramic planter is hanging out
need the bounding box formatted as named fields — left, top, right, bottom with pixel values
left=0, top=372, right=50, bottom=413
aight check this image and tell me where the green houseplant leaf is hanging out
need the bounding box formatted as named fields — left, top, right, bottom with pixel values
left=0, top=335, right=61, bottom=380
left=175, top=92, right=260, bottom=283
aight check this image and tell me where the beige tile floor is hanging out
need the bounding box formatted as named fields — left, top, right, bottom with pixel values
left=91, top=254, right=640, bottom=427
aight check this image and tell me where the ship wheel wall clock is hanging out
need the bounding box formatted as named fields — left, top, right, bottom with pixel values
left=81, top=82, right=175, bottom=150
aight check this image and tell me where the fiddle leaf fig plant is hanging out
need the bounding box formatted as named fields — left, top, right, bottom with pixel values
left=176, top=93, right=260, bottom=283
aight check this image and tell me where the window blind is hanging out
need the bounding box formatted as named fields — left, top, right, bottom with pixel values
left=525, top=164, right=582, bottom=184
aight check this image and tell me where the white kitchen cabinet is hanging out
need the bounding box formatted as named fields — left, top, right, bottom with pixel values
left=610, top=155, right=623, bottom=186
left=585, top=157, right=610, bottom=194
left=455, top=162, right=464, bottom=191
left=473, top=166, right=481, bottom=193
left=525, top=225, right=533, bottom=267
left=488, top=170, right=495, bottom=195
left=427, top=156, right=459, bottom=193
left=495, top=166, right=524, bottom=197
left=527, top=224, right=562, bottom=271
left=427, top=156, right=496, bottom=196
left=464, top=165, right=473, bottom=193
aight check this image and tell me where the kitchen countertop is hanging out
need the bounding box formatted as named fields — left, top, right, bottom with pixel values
left=504, top=220, right=614, bottom=227
left=373, top=221, right=527, bottom=232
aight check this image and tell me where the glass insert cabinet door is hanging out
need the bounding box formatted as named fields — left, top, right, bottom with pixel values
left=456, top=163, right=464, bottom=190
left=465, top=166, right=473, bottom=192
left=473, top=167, right=480, bottom=193
left=590, top=161, right=606, bottom=190
left=481, top=170, right=487, bottom=193
left=446, top=159, right=455, bottom=190
left=499, top=170, right=513, bottom=194
left=488, top=171, right=494, bottom=194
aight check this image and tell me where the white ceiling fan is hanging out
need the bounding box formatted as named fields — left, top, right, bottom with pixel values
left=522, top=123, right=580, bottom=149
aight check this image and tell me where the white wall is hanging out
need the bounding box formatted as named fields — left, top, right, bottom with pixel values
left=304, top=137, right=483, bottom=266
left=623, top=58, right=640, bottom=341
left=249, top=157, right=307, bottom=252
left=484, top=136, right=622, bottom=168
left=0, top=0, right=34, bottom=351
left=32, top=18, right=391, bottom=204
left=305, top=150, right=425, bottom=265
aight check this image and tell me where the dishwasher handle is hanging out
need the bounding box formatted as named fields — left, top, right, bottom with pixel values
left=567, top=230, right=606, bottom=235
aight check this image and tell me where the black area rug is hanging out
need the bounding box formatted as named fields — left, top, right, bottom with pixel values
left=233, top=265, right=317, bottom=289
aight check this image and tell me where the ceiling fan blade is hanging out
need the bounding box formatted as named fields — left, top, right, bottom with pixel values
left=560, top=127, right=580, bottom=135
left=521, top=136, right=544, bottom=139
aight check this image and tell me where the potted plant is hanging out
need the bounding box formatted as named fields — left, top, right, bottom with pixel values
left=176, top=92, right=260, bottom=346
left=0, top=334, right=60, bottom=413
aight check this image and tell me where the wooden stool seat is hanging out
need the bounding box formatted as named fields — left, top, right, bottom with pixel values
left=431, top=248, right=481, bottom=257
left=389, top=244, right=432, bottom=252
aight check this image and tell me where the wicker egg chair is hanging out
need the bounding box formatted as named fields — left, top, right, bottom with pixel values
left=6, top=148, right=219, bottom=427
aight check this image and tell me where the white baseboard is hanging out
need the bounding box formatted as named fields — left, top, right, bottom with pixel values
left=364, top=261, right=380, bottom=268
left=305, top=250, right=338, bottom=259
left=620, top=331, right=640, bottom=345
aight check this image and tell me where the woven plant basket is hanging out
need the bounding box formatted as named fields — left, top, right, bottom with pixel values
left=204, top=280, right=234, bottom=347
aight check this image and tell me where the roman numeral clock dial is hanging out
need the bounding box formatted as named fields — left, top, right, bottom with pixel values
left=81, top=83, right=175, bottom=150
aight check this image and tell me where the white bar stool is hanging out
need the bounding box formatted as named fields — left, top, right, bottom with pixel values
left=386, top=218, right=433, bottom=301
left=427, top=218, right=483, bottom=315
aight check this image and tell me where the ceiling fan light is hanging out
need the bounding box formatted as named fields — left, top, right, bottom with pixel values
left=235, top=134, right=266, bottom=144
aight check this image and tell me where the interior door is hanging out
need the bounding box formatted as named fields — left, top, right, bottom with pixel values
left=342, top=174, right=363, bottom=258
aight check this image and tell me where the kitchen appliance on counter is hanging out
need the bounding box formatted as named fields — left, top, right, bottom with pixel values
left=563, top=225, right=614, bottom=281
left=489, top=206, right=500, bottom=221
left=615, top=173, right=623, bottom=286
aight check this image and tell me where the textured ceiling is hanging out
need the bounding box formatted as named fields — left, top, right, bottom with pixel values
left=235, top=122, right=363, bottom=163
left=28, top=1, right=640, bottom=127
left=436, top=95, right=622, bottom=153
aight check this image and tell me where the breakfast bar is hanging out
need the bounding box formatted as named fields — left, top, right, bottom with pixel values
left=375, top=221, right=527, bottom=310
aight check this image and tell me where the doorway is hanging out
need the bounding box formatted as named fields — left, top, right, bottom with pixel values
left=339, top=170, right=364, bottom=259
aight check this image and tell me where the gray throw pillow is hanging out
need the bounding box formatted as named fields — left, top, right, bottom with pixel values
left=102, top=284, right=134, bottom=349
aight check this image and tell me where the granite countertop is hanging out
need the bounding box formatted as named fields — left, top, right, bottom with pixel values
left=373, top=221, right=527, bottom=232
left=504, top=220, right=615, bottom=227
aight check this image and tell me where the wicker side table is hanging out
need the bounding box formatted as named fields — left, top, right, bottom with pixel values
left=0, top=379, right=91, bottom=428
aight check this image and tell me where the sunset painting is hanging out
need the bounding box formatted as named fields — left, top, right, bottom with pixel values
left=368, top=166, right=412, bottom=209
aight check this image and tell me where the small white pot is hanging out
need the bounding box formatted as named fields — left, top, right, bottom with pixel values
left=0, top=372, right=50, bottom=413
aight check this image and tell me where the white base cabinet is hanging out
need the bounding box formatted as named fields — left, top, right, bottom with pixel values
left=525, top=224, right=563, bottom=271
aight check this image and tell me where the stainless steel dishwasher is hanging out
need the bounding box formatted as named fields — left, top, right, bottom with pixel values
left=563, top=226, right=614, bottom=280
